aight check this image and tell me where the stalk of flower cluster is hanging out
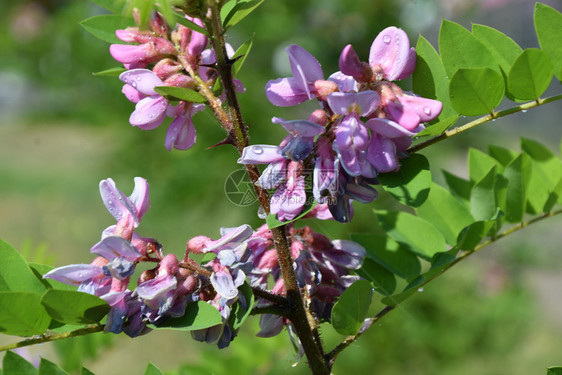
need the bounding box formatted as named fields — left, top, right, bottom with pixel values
left=197, top=2, right=330, bottom=373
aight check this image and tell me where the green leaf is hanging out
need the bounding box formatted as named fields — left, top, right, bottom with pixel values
left=89, top=0, right=126, bottom=13
left=149, top=301, right=222, bottom=330
left=0, top=292, right=51, bottom=336
left=443, top=170, right=473, bottom=203
left=507, top=49, right=554, bottom=101
left=2, top=351, right=38, bottom=375
left=351, top=234, right=421, bottom=279
left=331, top=280, right=372, bottom=336
left=232, top=35, right=254, bottom=76
left=470, top=166, right=497, bottom=221
left=223, top=0, right=265, bottom=30
left=522, top=138, right=562, bottom=212
left=472, top=24, right=522, bottom=76
left=439, top=20, right=500, bottom=77
left=414, top=115, right=459, bottom=138
left=413, top=35, right=457, bottom=121
left=0, top=239, right=46, bottom=294
left=416, top=183, right=474, bottom=245
left=456, top=220, right=495, bottom=250
left=174, top=13, right=209, bottom=36
left=376, top=210, right=447, bottom=259
left=381, top=276, right=424, bottom=307
left=489, top=145, right=518, bottom=167
left=449, top=68, right=504, bottom=116
left=93, top=67, right=127, bottom=77
left=153, top=86, right=206, bottom=103
left=547, top=367, right=562, bottom=375
left=80, top=368, right=95, bottom=375
left=503, top=153, right=531, bottom=222
left=355, top=257, right=396, bottom=296
left=41, top=290, right=110, bottom=325
left=144, top=363, right=163, bottom=375
left=468, top=148, right=500, bottom=183
left=38, top=358, right=68, bottom=375
left=229, top=283, right=255, bottom=330
left=80, top=15, right=135, bottom=44
left=378, top=154, right=431, bottom=207
left=534, top=3, right=562, bottom=80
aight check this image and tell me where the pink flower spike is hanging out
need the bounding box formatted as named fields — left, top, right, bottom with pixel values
left=119, top=69, right=164, bottom=96
left=369, top=26, right=416, bottom=81
left=129, top=96, right=168, bottom=130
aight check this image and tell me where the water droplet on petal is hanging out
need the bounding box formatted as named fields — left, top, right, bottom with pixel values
left=257, top=206, right=267, bottom=219
left=254, top=146, right=264, bottom=154
left=395, top=34, right=400, bottom=44
left=382, top=35, right=391, bottom=44
left=418, top=287, right=424, bottom=292
left=131, top=82, right=137, bottom=88
left=108, top=200, right=113, bottom=205
left=423, top=106, right=431, bottom=115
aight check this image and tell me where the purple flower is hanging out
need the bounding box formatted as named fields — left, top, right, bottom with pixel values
left=165, top=102, right=205, bottom=151
left=368, top=26, right=417, bottom=81
left=364, top=118, right=416, bottom=173
left=270, top=162, right=307, bottom=221
left=99, top=177, right=150, bottom=228
left=265, top=45, right=325, bottom=106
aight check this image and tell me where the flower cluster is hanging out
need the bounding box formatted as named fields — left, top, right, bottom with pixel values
left=239, top=27, right=442, bottom=222
left=110, top=12, right=243, bottom=151
left=43, top=177, right=367, bottom=348
left=245, top=224, right=366, bottom=338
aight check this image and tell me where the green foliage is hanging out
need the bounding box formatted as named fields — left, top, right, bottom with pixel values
left=80, top=15, right=135, bottom=44
left=534, top=3, right=562, bottom=80
left=547, top=367, right=562, bottom=375
left=378, top=154, right=431, bottom=207
left=38, top=358, right=68, bottom=375
left=331, top=280, right=373, bottom=336
left=229, top=283, right=255, bottom=330
left=148, top=301, right=222, bottom=331
left=0, top=292, right=51, bottom=336
left=507, top=49, right=554, bottom=101
left=222, top=0, right=265, bottom=30
left=40, top=290, right=110, bottom=325
left=449, top=68, right=504, bottom=115
left=2, top=351, right=37, bottom=375
left=144, top=363, right=163, bottom=375
left=0, top=240, right=47, bottom=295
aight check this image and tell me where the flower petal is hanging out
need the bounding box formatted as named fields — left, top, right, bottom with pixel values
left=99, top=178, right=138, bottom=225
left=265, top=77, right=309, bottom=107
left=364, top=118, right=416, bottom=138
left=271, top=117, right=324, bottom=137
left=128, top=177, right=150, bottom=221
left=237, top=145, right=285, bottom=164
left=211, top=270, right=238, bottom=299
left=129, top=96, right=168, bottom=130
left=165, top=114, right=196, bottom=151
left=397, top=94, right=443, bottom=123
left=369, top=27, right=416, bottom=81
left=91, top=236, right=142, bottom=261
left=256, top=160, right=287, bottom=189
left=327, top=91, right=380, bottom=116
left=42, top=264, right=103, bottom=285
left=119, top=69, right=164, bottom=96
left=287, top=44, right=323, bottom=98
left=367, top=134, right=399, bottom=173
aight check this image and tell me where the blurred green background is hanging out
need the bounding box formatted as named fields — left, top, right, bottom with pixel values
left=1, top=0, right=562, bottom=373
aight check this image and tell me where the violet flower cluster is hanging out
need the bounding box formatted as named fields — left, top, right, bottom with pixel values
left=110, top=12, right=243, bottom=151
left=239, top=27, right=442, bottom=222
left=244, top=224, right=366, bottom=339
left=42, top=177, right=367, bottom=349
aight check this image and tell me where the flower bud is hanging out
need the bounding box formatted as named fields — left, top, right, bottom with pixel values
left=150, top=12, right=169, bottom=37
left=164, top=73, right=195, bottom=88
left=153, top=58, right=182, bottom=81
left=313, top=80, right=338, bottom=101
left=176, top=275, right=197, bottom=295
left=138, top=268, right=157, bottom=284
left=187, top=235, right=212, bottom=253
left=158, top=253, right=179, bottom=276
left=307, top=109, right=328, bottom=126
